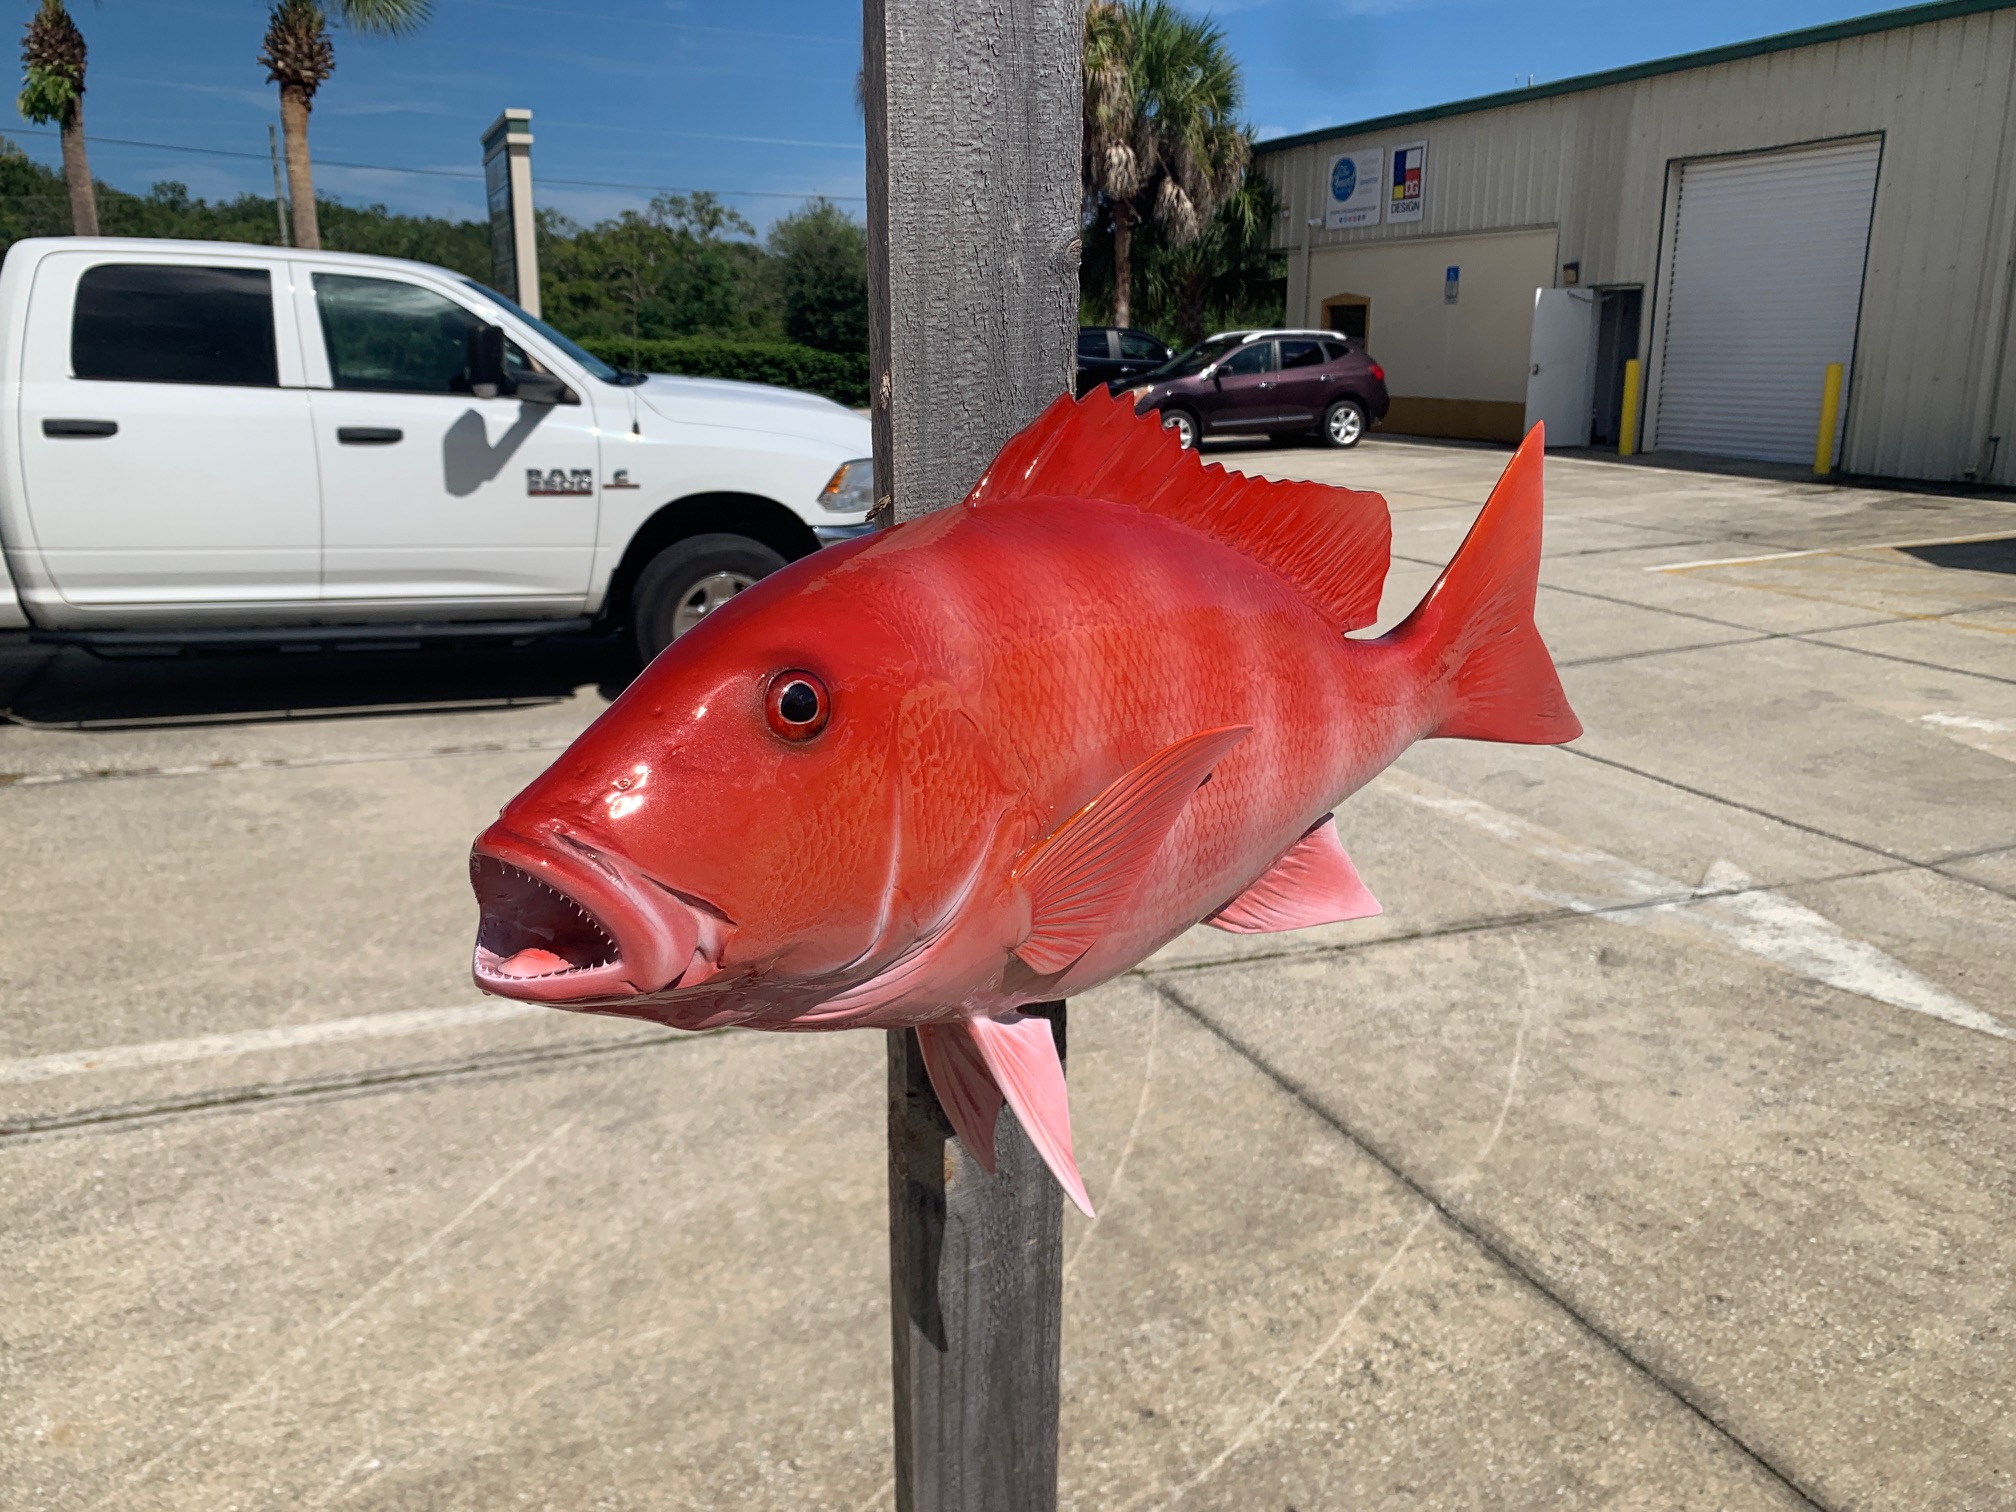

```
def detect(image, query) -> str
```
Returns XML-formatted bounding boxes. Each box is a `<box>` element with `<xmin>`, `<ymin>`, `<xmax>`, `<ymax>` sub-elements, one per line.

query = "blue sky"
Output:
<box><xmin>12</xmin><ymin>0</ymin><xmax>1911</xmax><ymax>232</ymax></box>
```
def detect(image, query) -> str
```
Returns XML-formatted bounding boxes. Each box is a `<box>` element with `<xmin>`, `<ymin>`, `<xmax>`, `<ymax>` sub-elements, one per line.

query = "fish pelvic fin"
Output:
<box><xmin>1385</xmin><ymin>425</ymin><xmax>1583</xmax><ymax>745</ymax></box>
<box><xmin>964</xmin><ymin>388</ymin><xmax>1392</xmax><ymax>633</ymax></box>
<box><xmin>915</xmin><ymin>1021</ymin><xmax>1005</xmax><ymax>1173</ymax></box>
<box><xmin>965</xmin><ymin>1013</ymin><xmax>1093</xmax><ymax>1218</ymax></box>
<box><xmin>1013</xmin><ymin>725</ymin><xmax>1250</xmax><ymax>976</ymax></box>
<box><xmin>1205</xmin><ymin>815</ymin><xmax>1382</xmax><ymax>933</ymax></box>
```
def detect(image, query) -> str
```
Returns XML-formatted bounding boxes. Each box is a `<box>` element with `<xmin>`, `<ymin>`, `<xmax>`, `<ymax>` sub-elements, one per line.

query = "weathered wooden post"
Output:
<box><xmin>863</xmin><ymin>1</ymin><xmax>1082</xmax><ymax>1507</ymax></box>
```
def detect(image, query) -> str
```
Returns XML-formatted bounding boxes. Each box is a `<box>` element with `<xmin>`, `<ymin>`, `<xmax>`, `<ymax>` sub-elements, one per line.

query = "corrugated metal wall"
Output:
<box><xmin>1260</xmin><ymin>7</ymin><xmax>2016</xmax><ymax>482</ymax></box>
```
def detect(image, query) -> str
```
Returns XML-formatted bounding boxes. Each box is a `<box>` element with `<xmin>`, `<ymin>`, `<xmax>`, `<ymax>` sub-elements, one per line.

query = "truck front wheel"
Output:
<box><xmin>631</xmin><ymin>534</ymin><xmax>788</xmax><ymax>664</ymax></box>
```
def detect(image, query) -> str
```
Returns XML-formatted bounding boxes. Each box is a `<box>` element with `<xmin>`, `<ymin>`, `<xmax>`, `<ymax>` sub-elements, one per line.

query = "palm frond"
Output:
<box><xmin>18</xmin><ymin>0</ymin><xmax>85</xmax><ymax>125</ymax></box>
<box><xmin>260</xmin><ymin>0</ymin><xmax>335</xmax><ymax>93</ymax></box>
<box><xmin>332</xmin><ymin>0</ymin><xmax>433</xmax><ymax>37</ymax></box>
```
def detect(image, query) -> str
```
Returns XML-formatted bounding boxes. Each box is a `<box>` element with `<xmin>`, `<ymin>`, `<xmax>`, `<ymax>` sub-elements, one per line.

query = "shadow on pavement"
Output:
<box><xmin>1899</xmin><ymin>535</ymin><xmax>2016</xmax><ymax>574</ymax></box>
<box><xmin>0</xmin><ymin>636</ymin><xmax>633</xmax><ymax>730</ymax></box>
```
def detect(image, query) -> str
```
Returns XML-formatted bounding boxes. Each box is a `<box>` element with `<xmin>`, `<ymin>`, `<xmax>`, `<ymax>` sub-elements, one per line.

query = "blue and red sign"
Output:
<box><xmin>1388</xmin><ymin>140</ymin><xmax>1426</xmax><ymax>222</ymax></box>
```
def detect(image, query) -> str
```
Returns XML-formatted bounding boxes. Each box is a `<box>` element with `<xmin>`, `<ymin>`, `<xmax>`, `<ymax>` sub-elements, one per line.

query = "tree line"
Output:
<box><xmin>0</xmin><ymin>137</ymin><xmax>872</xmax><ymax>359</ymax></box>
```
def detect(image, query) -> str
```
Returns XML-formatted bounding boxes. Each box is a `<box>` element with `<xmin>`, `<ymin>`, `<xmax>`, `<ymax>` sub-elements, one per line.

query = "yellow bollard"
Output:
<box><xmin>1814</xmin><ymin>361</ymin><xmax>1844</xmax><ymax>477</ymax></box>
<box><xmin>1618</xmin><ymin>358</ymin><xmax>1642</xmax><ymax>457</ymax></box>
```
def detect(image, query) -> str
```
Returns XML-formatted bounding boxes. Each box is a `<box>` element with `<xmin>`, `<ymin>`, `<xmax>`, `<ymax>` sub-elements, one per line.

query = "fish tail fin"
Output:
<box><xmin>1388</xmin><ymin>425</ymin><xmax>1582</xmax><ymax>745</ymax></box>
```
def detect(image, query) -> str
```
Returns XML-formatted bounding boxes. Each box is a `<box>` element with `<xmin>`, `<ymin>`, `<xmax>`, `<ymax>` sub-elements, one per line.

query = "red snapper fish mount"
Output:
<box><xmin>469</xmin><ymin>389</ymin><xmax>1581</xmax><ymax>1216</ymax></box>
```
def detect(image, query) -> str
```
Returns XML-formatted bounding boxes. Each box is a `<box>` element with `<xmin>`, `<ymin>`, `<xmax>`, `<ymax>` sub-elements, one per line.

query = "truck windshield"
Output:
<box><xmin>461</xmin><ymin>281</ymin><xmax>639</xmax><ymax>385</ymax></box>
<box><xmin>1151</xmin><ymin>335</ymin><xmax>1242</xmax><ymax>380</ymax></box>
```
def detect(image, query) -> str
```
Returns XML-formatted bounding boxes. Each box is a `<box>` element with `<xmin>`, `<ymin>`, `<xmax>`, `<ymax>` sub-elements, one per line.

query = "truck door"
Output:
<box><xmin>17</xmin><ymin>254</ymin><xmax>320</xmax><ymax>608</ymax></box>
<box><xmin>298</xmin><ymin>270</ymin><xmax>601</xmax><ymax>609</ymax></box>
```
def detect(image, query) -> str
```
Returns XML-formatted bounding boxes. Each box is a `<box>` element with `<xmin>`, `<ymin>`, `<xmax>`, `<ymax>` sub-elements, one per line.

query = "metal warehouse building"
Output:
<box><xmin>1255</xmin><ymin>0</ymin><xmax>2016</xmax><ymax>483</ymax></box>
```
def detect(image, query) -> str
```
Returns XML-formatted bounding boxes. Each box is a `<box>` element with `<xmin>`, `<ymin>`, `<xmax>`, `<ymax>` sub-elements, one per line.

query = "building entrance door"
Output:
<box><xmin>1323</xmin><ymin>294</ymin><xmax>1370</xmax><ymax>343</ymax></box>
<box><xmin>1590</xmin><ymin>287</ymin><xmax>1643</xmax><ymax>448</ymax></box>
<box><xmin>1523</xmin><ymin>288</ymin><xmax>1597</xmax><ymax>446</ymax></box>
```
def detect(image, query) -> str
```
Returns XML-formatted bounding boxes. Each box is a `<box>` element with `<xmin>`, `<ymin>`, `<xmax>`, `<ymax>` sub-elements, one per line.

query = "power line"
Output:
<box><xmin>3</xmin><ymin>126</ymin><xmax>867</xmax><ymax>202</ymax></box>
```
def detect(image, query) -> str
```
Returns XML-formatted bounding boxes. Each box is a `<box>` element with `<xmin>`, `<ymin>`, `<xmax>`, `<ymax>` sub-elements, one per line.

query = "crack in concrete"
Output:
<box><xmin>0</xmin><ymin>1029</ymin><xmax>689</xmax><ymax>1144</ymax></box>
<box><xmin>1145</xmin><ymin>975</ymin><xmax>1832</xmax><ymax>1512</ymax></box>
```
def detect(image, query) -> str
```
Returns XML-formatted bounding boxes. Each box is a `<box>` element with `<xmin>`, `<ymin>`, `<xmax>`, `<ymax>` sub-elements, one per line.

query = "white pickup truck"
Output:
<box><xmin>0</xmin><ymin>237</ymin><xmax>874</xmax><ymax>660</ymax></box>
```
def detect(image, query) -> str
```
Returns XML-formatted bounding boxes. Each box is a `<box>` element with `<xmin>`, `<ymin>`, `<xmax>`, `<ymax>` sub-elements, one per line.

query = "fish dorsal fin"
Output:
<box><xmin>915</xmin><ymin>1020</ymin><xmax>1005</xmax><ymax>1172</ymax></box>
<box><xmin>965</xmin><ymin>388</ymin><xmax>1392</xmax><ymax>632</ymax></box>
<box><xmin>1205</xmin><ymin>814</ymin><xmax>1383</xmax><ymax>933</ymax></box>
<box><xmin>967</xmin><ymin>1013</ymin><xmax>1092</xmax><ymax>1217</ymax></box>
<box><xmin>1013</xmin><ymin>725</ymin><xmax>1250</xmax><ymax>975</ymax></box>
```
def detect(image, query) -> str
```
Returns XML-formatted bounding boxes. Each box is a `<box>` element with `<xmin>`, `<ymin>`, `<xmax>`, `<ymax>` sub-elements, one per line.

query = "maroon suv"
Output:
<box><xmin>1118</xmin><ymin>329</ymin><xmax>1389</xmax><ymax>450</ymax></box>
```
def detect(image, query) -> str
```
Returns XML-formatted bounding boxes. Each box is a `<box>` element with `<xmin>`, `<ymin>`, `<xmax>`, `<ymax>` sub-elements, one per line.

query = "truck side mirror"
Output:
<box><xmin>466</xmin><ymin>323</ymin><xmax>513</xmax><ymax>399</ymax></box>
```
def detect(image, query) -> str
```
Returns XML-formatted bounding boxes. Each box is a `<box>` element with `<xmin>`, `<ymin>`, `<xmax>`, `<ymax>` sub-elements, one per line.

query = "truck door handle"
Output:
<box><xmin>42</xmin><ymin>418</ymin><xmax>117</xmax><ymax>438</ymax></box>
<box><xmin>1256</xmin><ymin>380</ymin><xmax>1277</xmax><ymax>389</ymax></box>
<box><xmin>337</xmin><ymin>427</ymin><xmax>403</xmax><ymax>445</ymax></box>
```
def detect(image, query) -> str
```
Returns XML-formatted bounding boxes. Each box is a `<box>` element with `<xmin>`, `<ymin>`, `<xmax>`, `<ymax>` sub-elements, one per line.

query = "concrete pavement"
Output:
<box><xmin>2</xmin><ymin>437</ymin><xmax>2011</xmax><ymax>1509</ymax></box>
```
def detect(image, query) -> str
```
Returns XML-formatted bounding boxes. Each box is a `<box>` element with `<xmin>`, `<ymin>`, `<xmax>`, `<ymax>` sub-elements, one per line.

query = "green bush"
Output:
<box><xmin>580</xmin><ymin>336</ymin><xmax>869</xmax><ymax>408</ymax></box>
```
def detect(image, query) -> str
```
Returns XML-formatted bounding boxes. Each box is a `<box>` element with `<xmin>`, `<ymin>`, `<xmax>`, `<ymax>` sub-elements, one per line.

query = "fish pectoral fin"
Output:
<box><xmin>1013</xmin><ymin>725</ymin><xmax>1251</xmax><ymax>975</ymax></box>
<box><xmin>1205</xmin><ymin>815</ymin><xmax>1383</xmax><ymax>934</ymax></box>
<box><xmin>916</xmin><ymin>1021</ymin><xmax>1005</xmax><ymax>1173</ymax></box>
<box><xmin>966</xmin><ymin>1013</ymin><xmax>1093</xmax><ymax>1218</ymax></box>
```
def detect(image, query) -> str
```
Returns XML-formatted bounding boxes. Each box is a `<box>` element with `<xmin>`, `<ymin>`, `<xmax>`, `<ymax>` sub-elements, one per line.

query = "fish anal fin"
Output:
<box><xmin>1206</xmin><ymin>815</ymin><xmax>1383</xmax><ymax>934</ymax></box>
<box><xmin>1013</xmin><ymin>725</ymin><xmax>1250</xmax><ymax>975</ymax></box>
<box><xmin>915</xmin><ymin>1021</ymin><xmax>1004</xmax><ymax>1173</ymax></box>
<box><xmin>963</xmin><ymin>388</ymin><xmax>1392</xmax><ymax>633</ymax></box>
<box><xmin>967</xmin><ymin>1013</ymin><xmax>1093</xmax><ymax>1217</ymax></box>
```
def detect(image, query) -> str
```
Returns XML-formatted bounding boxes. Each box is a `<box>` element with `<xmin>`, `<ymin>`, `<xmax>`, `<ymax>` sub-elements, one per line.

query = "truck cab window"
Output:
<box><xmin>314</xmin><ymin>274</ymin><xmax>528</xmax><ymax>394</ymax></box>
<box><xmin>72</xmin><ymin>264</ymin><xmax>278</xmax><ymax>387</ymax></box>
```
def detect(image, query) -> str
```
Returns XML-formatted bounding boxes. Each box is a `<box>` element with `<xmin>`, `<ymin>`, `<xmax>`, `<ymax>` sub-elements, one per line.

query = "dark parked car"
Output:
<box><xmin>1075</xmin><ymin>325</ymin><xmax>1173</xmax><ymax>395</ymax></box>
<box><xmin>1118</xmin><ymin>329</ymin><xmax>1389</xmax><ymax>449</ymax></box>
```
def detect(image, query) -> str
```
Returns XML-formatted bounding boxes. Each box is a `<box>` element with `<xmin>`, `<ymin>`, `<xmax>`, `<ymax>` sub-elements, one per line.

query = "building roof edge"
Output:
<box><xmin>1254</xmin><ymin>0</ymin><xmax>2016</xmax><ymax>155</ymax></box>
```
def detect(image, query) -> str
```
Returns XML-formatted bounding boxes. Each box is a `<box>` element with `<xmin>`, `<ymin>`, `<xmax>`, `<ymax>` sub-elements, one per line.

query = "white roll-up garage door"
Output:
<box><xmin>1654</xmin><ymin>138</ymin><xmax>1880</xmax><ymax>463</ymax></box>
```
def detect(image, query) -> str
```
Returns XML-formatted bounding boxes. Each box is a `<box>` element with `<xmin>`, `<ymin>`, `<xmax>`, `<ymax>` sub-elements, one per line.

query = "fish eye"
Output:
<box><xmin>765</xmin><ymin>670</ymin><xmax>830</xmax><ymax>741</ymax></box>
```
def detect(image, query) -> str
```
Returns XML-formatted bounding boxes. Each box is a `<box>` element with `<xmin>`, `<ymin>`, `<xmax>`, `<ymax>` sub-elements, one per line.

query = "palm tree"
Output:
<box><xmin>1151</xmin><ymin>162</ymin><xmax>1276</xmax><ymax>346</ymax></box>
<box><xmin>259</xmin><ymin>0</ymin><xmax>431</xmax><ymax>250</ymax></box>
<box><xmin>18</xmin><ymin>0</ymin><xmax>95</xmax><ymax>235</ymax></box>
<box><xmin>1081</xmin><ymin>0</ymin><xmax>1248</xmax><ymax>328</ymax></box>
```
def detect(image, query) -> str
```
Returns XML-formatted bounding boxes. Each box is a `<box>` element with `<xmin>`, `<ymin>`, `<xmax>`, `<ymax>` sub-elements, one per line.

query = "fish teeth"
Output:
<box><xmin>475</xmin><ymin>855</ymin><xmax>619</xmax><ymax>975</ymax></box>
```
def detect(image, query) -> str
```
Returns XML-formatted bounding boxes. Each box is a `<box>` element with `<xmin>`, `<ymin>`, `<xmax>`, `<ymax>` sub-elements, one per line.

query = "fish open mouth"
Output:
<box><xmin>471</xmin><ymin>855</ymin><xmax>623</xmax><ymax>984</ymax></box>
<box><xmin>468</xmin><ymin>826</ymin><xmax>709</xmax><ymax>1005</ymax></box>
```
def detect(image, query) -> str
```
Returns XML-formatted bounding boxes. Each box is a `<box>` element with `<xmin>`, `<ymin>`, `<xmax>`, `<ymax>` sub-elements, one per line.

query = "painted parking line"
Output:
<box><xmin>0</xmin><ymin>1001</ymin><xmax>546</xmax><ymax>1085</ymax></box>
<box><xmin>1377</xmin><ymin>769</ymin><xmax>2012</xmax><ymax>1043</ymax></box>
<box><xmin>1648</xmin><ymin>529</ymin><xmax>2016</xmax><ymax>574</ymax></box>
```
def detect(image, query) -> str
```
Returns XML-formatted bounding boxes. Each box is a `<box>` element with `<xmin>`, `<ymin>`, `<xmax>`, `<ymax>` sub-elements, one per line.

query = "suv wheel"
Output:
<box><xmin>631</xmin><ymin>534</ymin><xmax>787</xmax><ymax>664</ymax></box>
<box><xmin>1161</xmin><ymin>408</ymin><xmax>1199</xmax><ymax>449</ymax></box>
<box><xmin>1323</xmin><ymin>399</ymin><xmax>1367</xmax><ymax>449</ymax></box>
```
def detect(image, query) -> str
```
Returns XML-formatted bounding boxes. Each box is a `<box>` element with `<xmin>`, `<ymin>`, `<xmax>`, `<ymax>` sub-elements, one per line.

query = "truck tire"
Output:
<box><xmin>631</xmin><ymin>533</ymin><xmax>787</xmax><ymax>664</ymax></box>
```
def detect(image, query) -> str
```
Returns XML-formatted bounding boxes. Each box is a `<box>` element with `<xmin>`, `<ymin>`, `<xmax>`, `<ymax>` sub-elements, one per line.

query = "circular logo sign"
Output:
<box><xmin>1330</xmin><ymin>157</ymin><xmax>1356</xmax><ymax>202</ymax></box>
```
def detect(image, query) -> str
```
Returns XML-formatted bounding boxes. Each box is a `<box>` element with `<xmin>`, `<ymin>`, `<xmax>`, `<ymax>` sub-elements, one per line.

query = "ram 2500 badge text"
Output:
<box><xmin>0</xmin><ymin>238</ymin><xmax>874</xmax><ymax>661</ymax></box>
